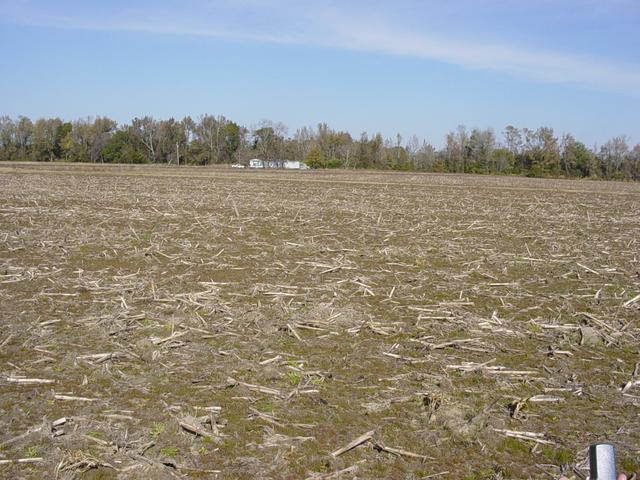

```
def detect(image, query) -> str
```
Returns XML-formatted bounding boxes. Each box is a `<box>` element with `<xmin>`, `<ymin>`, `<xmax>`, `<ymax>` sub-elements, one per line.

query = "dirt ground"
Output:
<box><xmin>0</xmin><ymin>162</ymin><xmax>639</xmax><ymax>479</ymax></box>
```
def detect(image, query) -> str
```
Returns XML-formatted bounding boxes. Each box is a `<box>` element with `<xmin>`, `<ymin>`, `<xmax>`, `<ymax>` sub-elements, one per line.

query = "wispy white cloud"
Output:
<box><xmin>317</xmin><ymin>15</ymin><xmax>640</xmax><ymax>95</ymax></box>
<box><xmin>2</xmin><ymin>0</ymin><xmax>639</xmax><ymax>96</ymax></box>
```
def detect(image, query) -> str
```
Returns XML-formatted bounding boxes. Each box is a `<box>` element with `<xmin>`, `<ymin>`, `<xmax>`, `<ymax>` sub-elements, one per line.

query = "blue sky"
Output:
<box><xmin>0</xmin><ymin>0</ymin><xmax>639</xmax><ymax>147</ymax></box>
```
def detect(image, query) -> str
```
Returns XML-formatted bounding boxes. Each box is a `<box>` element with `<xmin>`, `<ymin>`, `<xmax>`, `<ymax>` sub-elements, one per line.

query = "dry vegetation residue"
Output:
<box><xmin>0</xmin><ymin>163</ymin><xmax>639</xmax><ymax>479</ymax></box>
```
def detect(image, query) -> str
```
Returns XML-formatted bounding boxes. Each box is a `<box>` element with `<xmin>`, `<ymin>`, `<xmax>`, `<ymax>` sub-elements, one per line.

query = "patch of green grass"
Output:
<box><xmin>151</xmin><ymin>422</ymin><xmax>165</xmax><ymax>438</ymax></box>
<box><xmin>498</xmin><ymin>437</ymin><xmax>529</xmax><ymax>456</ymax></box>
<box><xmin>540</xmin><ymin>446</ymin><xmax>573</xmax><ymax>465</ymax></box>
<box><xmin>159</xmin><ymin>446</ymin><xmax>179</xmax><ymax>457</ymax></box>
<box><xmin>286</xmin><ymin>371</ymin><xmax>302</xmax><ymax>386</ymax></box>
<box><xmin>527</xmin><ymin>323</ymin><xmax>541</xmax><ymax>334</ymax></box>
<box><xmin>215</xmin><ymin>438</ymin><xmax>237</xmax><ymax>458</ymax></box>
<box><xmin>25</xmin><ymin>446</ymin><xmax>40</xmax><ymax>458</ymax></box>
<box><xmin>620</xmin><ymin>456</ymin><xmax>638</xmax><ymax>474</ymax></box>
<box><xmin>255</xmin><ymin>400</ymin><xmax>277</xmax><ymax>411</ymax></box>
<box><xmin>307</xmin><ymin>459</ymin><xmax>331</xmax><ymax>474</ymax></box>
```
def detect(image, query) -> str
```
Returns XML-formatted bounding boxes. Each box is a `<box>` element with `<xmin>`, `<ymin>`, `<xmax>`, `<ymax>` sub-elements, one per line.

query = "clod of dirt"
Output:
<box><xmin>433</xmin><ymin>404</ymin><xmax>481</xmax><ymax>440</ymax></box>
<box><xmin>580</xmin><ymin>326</ymin><xmax>602</xmax><ymax>346</ymax></box>
<box><xmin>260</xmin><ymin>365</ymin><xmax>282</xmax><ymax>382</ymax></box>
<box><xmin>134</xmin><ymin>338</ymin><xmax>157</xmax><ymax>362</ymax></box>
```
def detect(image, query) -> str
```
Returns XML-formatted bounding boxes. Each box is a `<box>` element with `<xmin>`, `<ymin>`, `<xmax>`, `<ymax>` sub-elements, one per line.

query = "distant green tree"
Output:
<box><xmin>468</xmin><ymin>128</ymin><xmax>495</xmax><ymax>173</ymax></box>
<box><xmin>517</xmin><ymin>127</ymin><xmax>559</xmax><ymax>177</ymax></box>
<box><xmin>562</xmin><ymin>137</ymin><xmax>594</xmax><ymax>177</ymax></box>
<box><xmin>59</xmin><ymin>131</ymin><xmax>74</xmax><ymax>161</ymax></box>
<box><xmin>305</xmin><ymin>147</ymin><xmax>324</xmax><ymax>168</ymax></box>
<box><xmin>32</xmin><ymin>118</ymin><xmax>62</xmax><ymax>161</ymax></box>
<box><xmin>325</xmin><ymin>157</ymin><xmax>343</xmax><ymax>168</ymax></box>
<box><xmin>0</xmin><ymin>116</ymin><xmax>17</xmax><ymax>161</ymax></box>
<box><xmin>222</xmin><ymin>122</ymin><xmax>241</xmax><ymax>162</ymax></box>
<box><xmin>354</xmin><ymin>133</ymin><xmax>370</xmax><ymax>168</ymax></box>
<box><xmin>53</xmin><ymin>122</ymin><xmax>73</xmax><ymax>159</ymax></box>
<box><xmin>101</xmin><ymin>130</ymin><xmax>146</xmax><ymax>163</ymax></box>
<box><xmin>491</xmin><ymin>148</ymin><xmax>514</xmax><ymax>174</ymax></box>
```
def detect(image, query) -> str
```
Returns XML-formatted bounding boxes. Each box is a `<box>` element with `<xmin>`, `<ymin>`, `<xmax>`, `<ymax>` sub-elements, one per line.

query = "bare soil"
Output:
<box><xmin>0</xmin><ymin>162</ymin><xmax>639</xmax><ymax>479</ymax></box>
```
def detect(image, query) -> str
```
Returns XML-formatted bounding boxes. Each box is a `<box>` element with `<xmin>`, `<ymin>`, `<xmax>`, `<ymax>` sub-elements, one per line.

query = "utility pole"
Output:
<box><xmin>176</xmin><ymin>141</ymin><xmax>179</xmax><ymax>166</ymax></box>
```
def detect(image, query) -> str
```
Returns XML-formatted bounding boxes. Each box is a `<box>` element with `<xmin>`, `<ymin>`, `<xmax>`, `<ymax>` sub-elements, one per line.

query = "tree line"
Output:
<box><xmin>0</xmin><ymin>115</ymin><xmax>638</xmax><ymax>180</ymax></box>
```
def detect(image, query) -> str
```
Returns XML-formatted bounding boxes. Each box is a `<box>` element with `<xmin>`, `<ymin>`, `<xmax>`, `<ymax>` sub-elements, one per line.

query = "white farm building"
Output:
<box><xmin>248</xmin><ymin>159</ymin><xmax>309</xmax><ymax>170</ymax></box>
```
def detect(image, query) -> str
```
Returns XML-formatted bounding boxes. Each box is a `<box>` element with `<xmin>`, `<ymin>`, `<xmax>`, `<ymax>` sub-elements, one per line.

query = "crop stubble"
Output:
<box><xmin>0</xmin><ymin>163</ymin><xmax>639</xmax><ymax>479</ymax></box>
